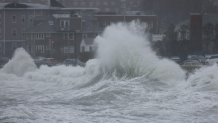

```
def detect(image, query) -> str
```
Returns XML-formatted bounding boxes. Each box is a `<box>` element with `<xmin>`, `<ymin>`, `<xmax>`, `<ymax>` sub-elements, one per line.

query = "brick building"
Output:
<box><xmin>0</xmin><ymin>1</ymin><xmax>98</xmax><ymax>59</ymax></box>
<box><xmin>0</xmin><ymin>0</ymin><xmax>159</xmax><ymax>61</ymax></box>
<box><xmin>0</xmin><ymin>2</ymin><xmax>51</xmax><ymax>57</ymax></box>
<box><xmin>189</xmin><ymin>13</ymin><xmax>218</xmax><ymax>54</ymax></box>
<box><xmin>190</xmin><ymin>13</ymin><xmax>203</xmax><ymax>53</ymax></box>
<box><xmin>0</xmin><ymin>0</ymin><xmax>48</xmax><ymax>5</ymax></box>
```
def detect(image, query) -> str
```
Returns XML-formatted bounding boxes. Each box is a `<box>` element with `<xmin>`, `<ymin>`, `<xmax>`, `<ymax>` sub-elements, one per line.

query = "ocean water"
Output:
<box><xmin>0</xmin><ymin>22</ymin><xmax>218</xmax><ymax>123</ymax></box>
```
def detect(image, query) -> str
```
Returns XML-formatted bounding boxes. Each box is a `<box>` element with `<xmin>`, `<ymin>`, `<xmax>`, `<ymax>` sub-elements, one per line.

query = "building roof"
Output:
<box><xmin>0</xmin><ymin>3</ymin><xmax>9</xmax><ymax>8</ymax></box>
<box><xmin>0</xmin><ymin>0</ymin><xmax>63</xmax><ymax>8</ymax></box>
<box><xmin>4</xmin><ymin>2</ymin><xmax>29</xmax><ymax>8</ymax></box>
<box><xmin>0</xmin><ymin>2</ymin><xmax>98</xmax><ymax>10</ymax></box>
<box><xmin>0</xmin><ymin>2</ymin><xmax>49</xmax><ymax>9</ymax></box>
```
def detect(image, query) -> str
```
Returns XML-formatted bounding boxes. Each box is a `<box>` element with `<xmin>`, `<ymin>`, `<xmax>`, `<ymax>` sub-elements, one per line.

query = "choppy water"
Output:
<box><xmin>1</xmin><ymin>22</ymin><xmax>218</xmax><ymax>123</ymax></box>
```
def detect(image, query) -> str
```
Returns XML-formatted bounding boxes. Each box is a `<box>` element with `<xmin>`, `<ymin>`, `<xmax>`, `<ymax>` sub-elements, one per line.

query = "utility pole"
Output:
<box><xmin>121</xmin><ymin>0</ymin><xmax>126</xmax><ymax>21</ymax></box>
<box><xmin>48</xmin><ymin>0</ymin><xmax>51</xmax><ymax>7</ymax></box>
<box><xmin>32</xmin><ymin>8</ymin><xmax>36</xmax><ymax>57</ymax></box>
<box><xmin>3</xmin><ymin>8</ymin><xmax>5</xmax><ymax>56</ymax></box>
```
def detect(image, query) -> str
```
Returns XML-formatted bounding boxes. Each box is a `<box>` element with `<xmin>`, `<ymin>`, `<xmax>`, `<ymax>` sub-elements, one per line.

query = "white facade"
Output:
<box><xmin>152</xmin><ymin>34</ymin><xmax>165</xmax><ymax>42</ymax></box>
<box><xmin>80</xmin><ymin>39</ymin><xmax>95</xmax><ymax>53</ymax></box>
<box><xmin>177</xmin><ymin>30</ymin><xmax>190</xmax><ymax>41</ymax></box>
<box><xmin>175</xmin><ymin>24</ymin><xmax>190</xmax><ymax>41</ymax></box>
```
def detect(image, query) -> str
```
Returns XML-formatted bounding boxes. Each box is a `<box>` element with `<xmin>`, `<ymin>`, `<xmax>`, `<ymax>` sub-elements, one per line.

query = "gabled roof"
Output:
<box><xmin>0</xmin><ymin>3</ymin><xmax>8</xmax><ymax>8</ymax></box>
<box><xmin>0</xmin><ymin>2</ymin><xmax>98</xmax><ymax>10</ymax></box>
<box><xmin>0</xmin><ymin>2</ymin><xmax>49</xmax><ymax>9</ymax></box>
<box><xmin>0</xmin><ymin>0</ymin><xmax>64</xmax><ymax>9</ymax></box>
<box><xmin>4</xmin><ymin>2</ymin><xmax>29</xmax><ymax>8</ymax></box>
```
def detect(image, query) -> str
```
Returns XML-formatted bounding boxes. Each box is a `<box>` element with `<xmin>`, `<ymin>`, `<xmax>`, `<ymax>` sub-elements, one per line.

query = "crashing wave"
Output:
<box><xmin>1</xmin><ymin>48</ymin><xmax>37</xmax><ymax>76</ymax></box>
<box><xmin>93</xmin><ymin>22</ymin><xmax>186</xmax><ymax>83</ymax></box>
<box><xmin>187</xmin><ymin>64</ymin><xmax>218</xmax><ymax>91</ymax></box>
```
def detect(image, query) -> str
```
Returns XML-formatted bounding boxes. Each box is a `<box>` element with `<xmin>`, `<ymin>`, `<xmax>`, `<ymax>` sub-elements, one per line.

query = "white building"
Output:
<box><xmin>80</xmin><ymin>38</ymin><xmax>96</xmax><ymax>53</ymax></box>
<box><xmin>175</xmin><ymin>21</ymin><xmax>190</xmax><ymax>41</ymax></box>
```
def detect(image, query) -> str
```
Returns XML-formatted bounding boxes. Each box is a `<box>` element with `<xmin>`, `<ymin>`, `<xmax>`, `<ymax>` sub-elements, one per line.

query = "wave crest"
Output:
<box><xmin>94</xmin><ymin>22</ymin><xmax>186</xmax><ymax>83</ymax></box>
<box><xmin>1</xmin><ymin>48</ymin><xmax>37</xmax><ymax>76</ymax></box>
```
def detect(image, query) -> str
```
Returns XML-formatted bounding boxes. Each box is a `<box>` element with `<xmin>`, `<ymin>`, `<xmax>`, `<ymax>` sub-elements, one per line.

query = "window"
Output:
<box><xmin>35</xmin><ymin>33</ymin><xmax>44</xmax><ymax>39</ymax></box>
<box><xmin>48</xmin><ymin>20</ymin><xmax>54</xmax><ymax>25</ymax></box>
<box><xmin>69</xmin><ymin>33</ymin><xmax>74</xmax><ymax>40</ymax></box>
<box><xmin>66</xmin><ymin>20</ymin><xmax>70</xmax><ymax>27</ymax></box>
<box><xmin>81</xmin><ymin>46</ymin><xmax>85</xmax><ymax>52</ymax></box>
<box><xmin>29</xmin><ymin>15</ymin><xmax>33</xmax><ymax>23</ymax></box>
<box><xmin>60</xmin><ymin>20</ymin><xmax>70</xmax><ymax>29</ymax></box>
<box><xmin>0</xmin><ymin>14</ymin><xmax>2</xmax><ymax>24</ymax></box>
<box><xmin>60</xmin><ymin>20</ymin><xmax>64</xmax><ymax>28</ymax></box>
<box><xmin>12</xmin><ymin>29</ymin><xmax>17</xmax><ymax>36</ymax></box>
<box><xmin>63</xmin><ymin>33</ymin><xmax>68</xmax><ymax>40</ymax></box>
<box><xmin>36</xmin><ymin>45</ymin><xmax>44</xmax><ymax>53</ymax></box>
<box><xmin>12</xmin><ymin>15</ymin><xmax>16</xmax><ymax>23</ymax></box>
<box><xmin>40</xmin><ymin>33</ymin><xmax>43</xmax><ymax>39</ymax></box>
<box><xmin>89</xmin><ymin>46</ymin><xmax>92</xmax><ymax>52</ymax></box>
<box><xmin>22</xmin><ymin>15</ymin><xmax>25</xmax><ymax>23</ymax></box>
<box><xmin>36</xmin><ymin>33</ymin><xmax>39</xmax><ymax>39</ymax></box>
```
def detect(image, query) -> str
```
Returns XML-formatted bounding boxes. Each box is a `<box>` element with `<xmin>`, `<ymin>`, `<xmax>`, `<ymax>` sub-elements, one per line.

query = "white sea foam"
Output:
<box><xmin>187</xmin><ymin>64</ymin><xmax>218</xmax><ymax>91</ymax></box>
<box><xmin>0</xmin><ymin>22</ymin><xmax>218</xmax><ymax>123</ymax></box>
<box><xmin>95</xmin><ymin>22</ymin><xmax>186</xmax><ymax>83</ymax></box>
<box><xmin>1</xmin><ymin>48</ymin><xmax>37</xmax><ymax>76</ymax></box>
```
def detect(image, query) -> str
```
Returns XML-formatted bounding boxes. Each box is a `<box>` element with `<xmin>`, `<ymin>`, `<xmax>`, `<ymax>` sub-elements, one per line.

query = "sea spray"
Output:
<box><xmin>1</xmin><ymin>48</ymin><xmax>37</xmax><ymax>76</ymax></box>
<box><xmin>85</xmin><ymin>59</ymin><xmax>100</xmax><ymax>76</ymax></box>
<box><xmin>0</xmin><ymin>23</ymin><xmax>218</xmax><ymax>123</ymax></box>
<box><xmin>187</xmin><ymin>64</ymin><xmax>218</xmax><ymax>91</ymax></box>
<box><xmin>94</xmin><ymin>22</ymin><xmax>186</xmax><ymax>83</ymax></box>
